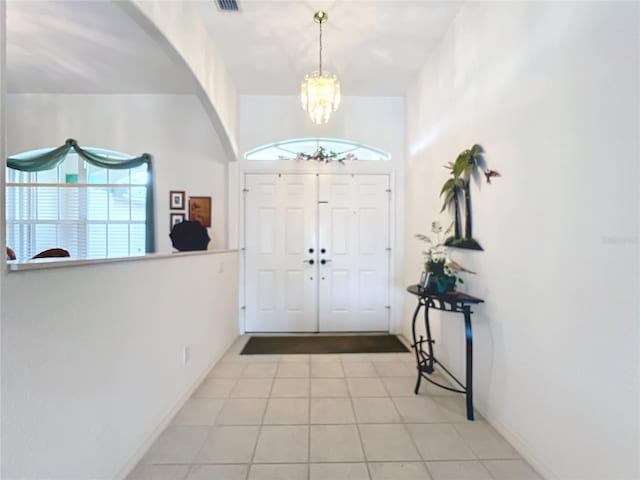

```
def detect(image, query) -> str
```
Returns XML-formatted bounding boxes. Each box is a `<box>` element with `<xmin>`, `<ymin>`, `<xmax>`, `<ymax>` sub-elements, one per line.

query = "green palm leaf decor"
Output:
<box><xmin>440</xmin><ymin>144</ymin><xmax>500</xmax><ymax>251</ymax></box>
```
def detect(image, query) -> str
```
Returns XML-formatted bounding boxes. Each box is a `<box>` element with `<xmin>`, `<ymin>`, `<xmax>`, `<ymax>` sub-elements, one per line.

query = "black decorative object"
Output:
<box><xmin>169</xmin><ymin>220</ymin><xmax>210</xmax><ymax>251</ymax></box>
<box><xmin>407</xmin><ymin>285</ymin><xmax>484</xmax><ymax>421</ymax></box>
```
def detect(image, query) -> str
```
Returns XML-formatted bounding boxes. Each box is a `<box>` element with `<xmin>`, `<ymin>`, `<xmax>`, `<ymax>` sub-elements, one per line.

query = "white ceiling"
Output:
<box><xmin>6</xmin><ymin>1</ymin><xmax>196</xmax><ymax>94</ymax></box>
<box><xmin>197</xmin><ymin>0</ymin><xmax>463</xmax><ymax>96</ymax></box>
<box><xmin>6</xmin><ymin>0</ymin><xmax>462</xmax><ymax>97</ymax></box>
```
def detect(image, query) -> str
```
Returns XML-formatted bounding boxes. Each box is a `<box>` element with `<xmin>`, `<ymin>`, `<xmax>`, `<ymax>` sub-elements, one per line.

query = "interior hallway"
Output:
<box><xmin>127</xmin><ymin>337</ymin><xmax>540</xmax><ymax>480</ymax></box>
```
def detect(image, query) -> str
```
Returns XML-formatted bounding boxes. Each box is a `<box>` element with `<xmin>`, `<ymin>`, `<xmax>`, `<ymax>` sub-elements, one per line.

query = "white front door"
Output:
<box><xmin>244</xmin><ymin>174</ymin><xmax>318</xmax><ymax>332</ymax></box>
<box><xmin>244</xmin><ymin>174</ymin><xmax>390</xmax><ymax>333</ymax></box>
<box><xmin>318</xmin><ymin>175</ymin><xmax>390</xmax><ymax>331</ymax></box>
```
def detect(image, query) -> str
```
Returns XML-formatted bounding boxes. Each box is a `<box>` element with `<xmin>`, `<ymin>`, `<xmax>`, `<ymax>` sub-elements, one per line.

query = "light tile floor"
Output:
<box><xmin>128</xmin><ymin>337</ymin><xmax>541</xmax><ymax>480</ymax></box>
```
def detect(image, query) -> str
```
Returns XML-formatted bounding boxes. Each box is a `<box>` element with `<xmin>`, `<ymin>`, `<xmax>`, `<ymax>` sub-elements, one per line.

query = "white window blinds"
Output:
<box><xmin>6</xmin><ymin>150</ymin><xmax>147</xmax><ymax>260</ymax></box>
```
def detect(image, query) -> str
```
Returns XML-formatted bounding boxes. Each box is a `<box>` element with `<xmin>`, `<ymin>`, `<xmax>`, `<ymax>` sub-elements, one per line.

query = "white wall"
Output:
<box><xmin>237</xmin><ymin>95</ymin><xmax>407</xmax><ymax>332</ymax></box>
<box><xmin>127</xmin><ymin>0</ymin><xmax>239</xmax><ymax>159</ymax></box>
<box><xmin>7</xmin><ymin>94</ymin><xmax>227</xmax><ymax>251</ymax></box>
<box><xmin>404</xmin><ymin>2</ymin><xmax>639</xmax><ymax>479</ymax></box>
<box><xmin>239</xmin><ymin>95</ymin><xmax>404</xmax><ymax>163</ymax></box>
<box><xmin>0</xmin><ymin>4</ymin><xmax>243</xmax><ymax>480</ymax></box>
<box><xmin>1</xmin><ymin>251</ymin><xmax>240</xmax><ymax>480</ymax></box>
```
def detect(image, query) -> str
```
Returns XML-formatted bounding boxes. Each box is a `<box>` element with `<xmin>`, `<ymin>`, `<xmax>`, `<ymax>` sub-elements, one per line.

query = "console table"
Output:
<box><xmin>407</xmin><ymin>285</ymin><xmax>484</xmax><ymax>421</ymax></box>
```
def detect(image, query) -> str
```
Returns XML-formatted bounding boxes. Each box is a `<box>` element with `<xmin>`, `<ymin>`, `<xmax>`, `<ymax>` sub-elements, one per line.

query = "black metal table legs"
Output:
<box><xmin>411</xmin><ymin>298</ymin><xmax>475</xmax><ymax>421</ymax></box>
<box><xmin>463</xmin><ymin>305</ymin><xmax>474</xmax><ymax>421</ymax></box>
<box><xmin>411</xmin><ymin>300</ymin><xmax>423</xmax><ymax>395</ymax></box>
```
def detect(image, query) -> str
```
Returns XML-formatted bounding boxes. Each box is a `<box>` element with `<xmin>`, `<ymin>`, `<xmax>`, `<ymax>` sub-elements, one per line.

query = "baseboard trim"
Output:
<box><xmin>397</xmin><ymin>334</ymin><xmax>413</xmax><ymax>351</ymax></box>
<box><xmin>113</xmin><ymin>335</ymin><xmax>240</xmax><ymax>480</ymax></box>
<box><xmin>477</xmin><ymin>409</ymin><xmax>558</xmax><ymax>480</ymax></box>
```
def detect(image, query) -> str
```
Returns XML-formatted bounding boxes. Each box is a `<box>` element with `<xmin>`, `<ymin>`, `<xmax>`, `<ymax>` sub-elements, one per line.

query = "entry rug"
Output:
<box><xmin>240</xmin><ymin>335</ymin><xmax>409</xmax><ymax>355</ymax></box>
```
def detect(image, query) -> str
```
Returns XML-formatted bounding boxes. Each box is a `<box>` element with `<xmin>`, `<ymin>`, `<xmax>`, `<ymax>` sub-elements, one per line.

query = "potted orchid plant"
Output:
<box><xmin>415</xmin><ymin>221</ymin><xmax>473</xmax><ymax>293</ymax></box>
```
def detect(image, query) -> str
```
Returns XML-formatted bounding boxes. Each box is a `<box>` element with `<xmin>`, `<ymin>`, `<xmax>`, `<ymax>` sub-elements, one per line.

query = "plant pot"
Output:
<box><xmin>426</xmin><ymin>274</ymin><xmax>457</xmax><ymax>293</ymax></box>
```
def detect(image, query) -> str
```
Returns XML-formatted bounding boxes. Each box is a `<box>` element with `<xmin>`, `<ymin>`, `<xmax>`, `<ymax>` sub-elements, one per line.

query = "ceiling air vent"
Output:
<box><xmin>217</xmin><ymin>0</ymin><xmax>239</xmax><ymax>11</ymax></box>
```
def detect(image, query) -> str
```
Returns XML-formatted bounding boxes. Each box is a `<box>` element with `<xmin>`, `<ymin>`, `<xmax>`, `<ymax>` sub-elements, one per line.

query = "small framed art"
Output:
<box><xmin>170</xmin><ymin>191</ymin><xmax>185</xmax><ymax>210</ymax></box>
<box><xmin>189</xmin><ymin>196</ymin><xmax>212</xmax><ymax>228</ymax></box>
<box><xmin>170</xmin><ymin>212</ymin><xmax>185</xmax><ymax>227</ymax></box>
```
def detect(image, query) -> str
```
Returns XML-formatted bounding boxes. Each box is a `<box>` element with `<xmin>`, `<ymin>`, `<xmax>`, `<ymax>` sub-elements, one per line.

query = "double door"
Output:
<box><xmin>244</xmin><ymin>174</ymin><xmax>390</xmax><ymax>332</ymax></box>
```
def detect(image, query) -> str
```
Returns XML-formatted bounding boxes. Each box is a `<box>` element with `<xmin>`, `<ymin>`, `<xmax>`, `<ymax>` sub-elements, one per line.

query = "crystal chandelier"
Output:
<box><xmin>300</xmin><ymin>10</ymin><xmax>341</xmax><ymax>125</ymax></box>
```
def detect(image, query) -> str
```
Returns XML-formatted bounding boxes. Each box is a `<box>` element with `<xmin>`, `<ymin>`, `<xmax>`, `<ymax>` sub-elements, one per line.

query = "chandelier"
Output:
<box><xmin>300</xmin><ymin>10</ymin><xmax>341</xmax><ymax>125</ymax></box>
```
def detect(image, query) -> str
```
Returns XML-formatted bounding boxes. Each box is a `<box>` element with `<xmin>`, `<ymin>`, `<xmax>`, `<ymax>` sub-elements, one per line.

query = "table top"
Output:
<box><xmin>407</xmin><ymin>284</ymin><xmax>484</xmax><ymax>305</ymax></box>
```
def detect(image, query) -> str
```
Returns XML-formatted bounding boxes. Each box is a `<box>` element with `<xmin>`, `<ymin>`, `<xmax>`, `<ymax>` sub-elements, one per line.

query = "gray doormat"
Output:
<box><xmin>240</xmin><ymin>335</ymin><xmax>409</xmax><ymax>355</ymax></box>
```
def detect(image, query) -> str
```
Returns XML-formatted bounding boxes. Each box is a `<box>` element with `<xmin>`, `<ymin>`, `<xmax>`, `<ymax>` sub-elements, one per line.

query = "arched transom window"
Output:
<box><xmin>244</xmin><ymin>138</ymin><xmax>391</xmax><ymax>161</ymax></box>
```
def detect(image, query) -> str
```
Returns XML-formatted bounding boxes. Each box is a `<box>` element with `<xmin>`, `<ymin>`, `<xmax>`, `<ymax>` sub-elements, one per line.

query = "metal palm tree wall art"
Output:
<box><xmin>440</xmin><ymin>144</ymin><xmax>501</xmax><ymax>251</ymax></box>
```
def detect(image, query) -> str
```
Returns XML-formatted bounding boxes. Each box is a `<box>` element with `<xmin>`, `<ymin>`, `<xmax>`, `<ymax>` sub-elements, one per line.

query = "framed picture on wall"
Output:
<box><xmin>170</xmin><ymin>191</ymin><xmax>185</xmax><ymax>210</ymax></box>
<box><xmin>189</xmin><ymin>196</ymin><xmax>212</xmax><ymax>228</ymax></box>
<box><xmin>170</xmin><ymin>212</ymin><xmax>185</xmax><ymax>227</ymax></box>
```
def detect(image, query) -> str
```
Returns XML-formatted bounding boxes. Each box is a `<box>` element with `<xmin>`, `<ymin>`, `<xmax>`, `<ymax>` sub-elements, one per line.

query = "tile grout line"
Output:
<box><xmin>242</xmin><ymin>373</ymin><xmax>274</xmax><ymax>480</ymax></box>
<box><xmin>186</xmin><ymin>361</ymin><xmax>242</xmax><ymax>471</ymax></box>
<box><xmin>307</xmin><ymin>364</ymin><xmax>312</xmax><ymax>480</ymax></box>
<box><xmin>185</xmin><ymin>339</ymin><xmax>242</xmax><ymax>478</ymax></box>
<box><xmin>342</xmin><ymin>356</ymin><xmax>373</xmax><ymax>480</ymax></box>
<box><xmin>181</xmin><ymin>463</ymin><xmax>193</xmax><ymax>480</ymax></box>
<box><xmin>402</xmin><ymin>417</ymin><xmax>435</xmax><ymax>470</ymax></box>
<box><xmin>139</xmin><ymin>458</ymin><xmax>517</xmax><ymax>466</ymax></box>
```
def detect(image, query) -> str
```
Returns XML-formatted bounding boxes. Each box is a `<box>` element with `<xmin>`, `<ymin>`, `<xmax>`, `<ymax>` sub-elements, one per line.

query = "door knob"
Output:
<box><xmin>320</xmin><ymin>248</ymin><xmax>326</xmax><ymax>254</ymax></box>
<box><xmin>303</xmin><ymin>259</ymin><xmax>315</xmax><ymax>265</ymax></box>
<box><xmin>308</xmin><ymin>248</ymin><xmax>314</xmax><ymax>253</ymax></box>
<box><xmin>320</xmin><ymin>259</ymin><xmax>332</xmax><ymax>265</ymax></box>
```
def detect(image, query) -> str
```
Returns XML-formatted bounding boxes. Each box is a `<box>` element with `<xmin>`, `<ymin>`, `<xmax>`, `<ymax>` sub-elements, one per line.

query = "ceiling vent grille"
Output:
<box><xmin>217</xmin><ymin>0</ymin><xmax>239</xmax><ymax>11</ymax></box>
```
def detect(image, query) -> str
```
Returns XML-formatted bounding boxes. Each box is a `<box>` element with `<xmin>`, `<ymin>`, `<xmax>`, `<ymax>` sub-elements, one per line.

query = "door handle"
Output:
<box><xmin>303</xmin><ymin>259</ymin><xmax>315</xmax><ymax>265</ymax></box>
<box><xmin>320</xmin><ymin>259</ymin><xmax>332</xmax><ymax>265</ymax></box>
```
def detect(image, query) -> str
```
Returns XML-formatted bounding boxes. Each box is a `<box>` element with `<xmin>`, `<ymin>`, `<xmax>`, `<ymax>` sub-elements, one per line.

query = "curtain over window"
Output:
<box><xmin>6</xmin><ymin>139</ymin><xmax>155</xmax><ymax>260</ymax></box>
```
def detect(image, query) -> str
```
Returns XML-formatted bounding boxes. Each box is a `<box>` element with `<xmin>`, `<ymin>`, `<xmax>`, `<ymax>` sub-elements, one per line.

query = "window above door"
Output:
<box><xmin>244</xmin><ymin>138</ymin><xmax>391</xmax><ymax>162</ymax></box>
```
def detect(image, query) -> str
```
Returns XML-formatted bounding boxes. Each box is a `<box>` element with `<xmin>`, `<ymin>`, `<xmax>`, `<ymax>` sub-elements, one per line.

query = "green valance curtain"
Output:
<box><xmin>7</xmin><ymin>138</ymin><xmax>155</xmax><ymax>253</ymax></box>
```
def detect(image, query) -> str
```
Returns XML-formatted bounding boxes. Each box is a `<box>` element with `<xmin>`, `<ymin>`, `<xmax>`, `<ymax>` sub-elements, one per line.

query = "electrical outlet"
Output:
<box><xmin>183</xmin><ymin>346</ymin><xmax>190</xmax><ymax>364</ymax></box>
<box><xmin>218</xmin><ymin>262</ymin><xmax>224</xmax><ymax>274</ymax></box>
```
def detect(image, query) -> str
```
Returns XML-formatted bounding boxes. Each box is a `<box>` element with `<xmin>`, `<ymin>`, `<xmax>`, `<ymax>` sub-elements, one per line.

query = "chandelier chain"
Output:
<box><xmin>319</xmin><ymin>20</ymin><xmax>323</xmax><ymax>75</ymax></box>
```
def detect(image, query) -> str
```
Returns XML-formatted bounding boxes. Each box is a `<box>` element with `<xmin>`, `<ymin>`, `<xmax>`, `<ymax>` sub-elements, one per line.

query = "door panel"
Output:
<box><xmin>257</xmin><ymin>208</ymin><xmax>276</xmax><ymax>253</ymax></box>
<box><xmin>331</xmin><ymin>208</ymin><xmax>350</xmax><ymax>254</ymax></box>
<box><xmin>318</xmin><ymin>175</ymin><xmax>390</xmax><ymax>332</ymax></box>
<box><xmin>257</xmin><ymin>270</ymin><xmax>276</xmax><ymax>310</ymax></box>
<box><xmin>245</xmin><ymin>174</ymin><xmax>318</xmax><ymax>332</ymax></box>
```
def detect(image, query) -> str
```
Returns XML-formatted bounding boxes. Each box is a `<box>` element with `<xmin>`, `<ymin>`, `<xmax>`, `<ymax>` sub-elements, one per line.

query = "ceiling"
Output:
<box><xmin>6</xmin><ymin>1</ymin><xmax>196</xmax><ymax>94</ymax></box>
<box><xmin>197</xmin><ymin>0</ymin><xmax>463</xmax><ymax>96</ymax></box>
<box><xmin>6</xmin><ymin>0</ymin><xmax>462</xmax><ymax>97</ymax></box>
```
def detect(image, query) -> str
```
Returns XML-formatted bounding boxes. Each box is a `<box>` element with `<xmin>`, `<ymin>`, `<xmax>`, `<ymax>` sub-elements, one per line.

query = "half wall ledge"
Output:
<box><xmin>7</xmin><ymin>249</ymin><xmax>238</xmax><ymax>272</ymax></box>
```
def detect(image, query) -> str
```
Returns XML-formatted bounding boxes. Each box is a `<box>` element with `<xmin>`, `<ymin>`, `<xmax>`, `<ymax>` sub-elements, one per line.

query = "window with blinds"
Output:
<box><xmin>6</xmin><ymin>148</ymin><xmax>147</xmax><ymax>260</ymax></box>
